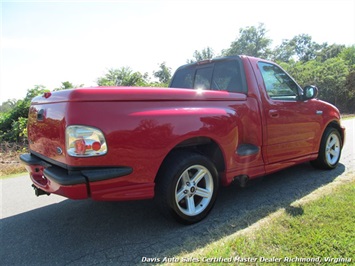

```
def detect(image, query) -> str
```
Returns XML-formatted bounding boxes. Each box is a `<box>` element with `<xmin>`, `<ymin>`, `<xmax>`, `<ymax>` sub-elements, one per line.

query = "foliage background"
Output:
<box><xmin>1</xmin><ymin>23</ymin><xmax>354</xmax><ymax>144</ymax></box>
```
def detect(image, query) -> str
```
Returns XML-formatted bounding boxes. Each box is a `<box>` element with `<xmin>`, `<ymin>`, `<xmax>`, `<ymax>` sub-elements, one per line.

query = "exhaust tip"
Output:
<box><xmin>234</xmin><ymin>175</ymin><xmax>249</xmax><ymax>187</ymax></box>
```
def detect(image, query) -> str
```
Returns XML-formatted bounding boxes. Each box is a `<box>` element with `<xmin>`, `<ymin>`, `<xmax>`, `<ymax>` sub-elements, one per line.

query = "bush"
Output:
<box><xmin>0</xmin><ymin>142</ymin><xmax>27</xmax><ymax>177</ymax></box>
<box><xmin>0</xmin><ymin>85</ymin><xmax>48</xmax><ymax>143</ymax></box>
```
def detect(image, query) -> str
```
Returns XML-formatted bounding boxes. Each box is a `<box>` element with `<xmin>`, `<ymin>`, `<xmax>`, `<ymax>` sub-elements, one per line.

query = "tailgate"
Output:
<box><xmin>27</xmin><ymin>102</ymin><xmax>67</xmax><ymax>166</ymax></box>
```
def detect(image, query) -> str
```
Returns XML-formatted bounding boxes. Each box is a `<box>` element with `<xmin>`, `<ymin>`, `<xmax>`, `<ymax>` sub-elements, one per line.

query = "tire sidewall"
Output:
<box><xmin>319</xmin><ymin>128</ymin><xmax>342</xmax><ymax>169</ymax></box>
<box><xmin>165</xmin><ymin>153</ymin><xmax>219</xmax><ymax>224</ymax></box>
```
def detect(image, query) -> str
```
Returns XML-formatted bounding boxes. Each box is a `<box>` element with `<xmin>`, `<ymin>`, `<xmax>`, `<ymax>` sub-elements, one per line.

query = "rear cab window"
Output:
<box><xmin>170</xmin><ymin>56</ymin><xmax>248</xmax><ymax>94</ymax></box>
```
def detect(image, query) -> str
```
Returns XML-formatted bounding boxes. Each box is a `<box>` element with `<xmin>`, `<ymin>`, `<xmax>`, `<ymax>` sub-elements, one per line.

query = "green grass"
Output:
<box><xmin>167</xmin><ymin>180</ymin><xmax>355</xmax><ymax>265</ymax></box>
<box><xmin>0</xmin><ymin>164</ymin><xmax>26</xmax><ymax>178</ymax></box>
<box><xmin>0</xmin><ymin>141</ymin><xmax>27</xmax><ymax>177</ymax></box>
<box><xmin>341</xmin><ymin>114</ymin><xmax>355</xmax><ymax>120</ymax></box>
<box><xmin>0</xmin><ymin>171</ymin><xmax>27</xmax><ymax>179</ymax></box>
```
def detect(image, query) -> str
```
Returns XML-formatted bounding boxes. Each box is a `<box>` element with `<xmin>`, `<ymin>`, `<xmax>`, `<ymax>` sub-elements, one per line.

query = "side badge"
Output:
<box><xmin>56</xmin><ymin>147</ymin><xmax>63</xmax><ymax>155</ymax></box>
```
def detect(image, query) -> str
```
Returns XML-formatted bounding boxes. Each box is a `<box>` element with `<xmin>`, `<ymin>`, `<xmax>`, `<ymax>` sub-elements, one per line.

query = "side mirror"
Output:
<box><xmin>302</xmin><ymin>85</ymin><xmax>318</xmax><ymax>100</ymax></box>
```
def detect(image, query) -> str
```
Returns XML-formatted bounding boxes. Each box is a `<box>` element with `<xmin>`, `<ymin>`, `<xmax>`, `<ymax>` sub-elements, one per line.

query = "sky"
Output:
<box><xmin>1</xmin><ymin>0</ymin><xmax>355</xmax><ymax>102</ymax></box>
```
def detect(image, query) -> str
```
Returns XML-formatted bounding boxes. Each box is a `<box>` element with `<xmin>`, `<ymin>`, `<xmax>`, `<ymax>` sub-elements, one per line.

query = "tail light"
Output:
<box><xmin>66</xmin><ymin>126</ymin><xmax>107</xmax><ymax>157</ymax></box>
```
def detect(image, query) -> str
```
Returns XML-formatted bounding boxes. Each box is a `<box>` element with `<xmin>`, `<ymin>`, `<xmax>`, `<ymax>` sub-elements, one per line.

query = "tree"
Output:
<box><xmin>0</xmin><ymin>99</ymin><xmax>17</xmax><ymax>113</ymax></box>
<box><xmin>316</xmin><ymin>44</ymin><xmax>345</xmax><ymax>62</ymax></box>
<box><xmin>272</xmin><ymin>39</ymin><xmax>297</xmax><ymax>63</ymax></box>
<box><xmin>0</xmin><ymin>85</ymin><xmax>48</xmax><ymax>142</ymax></box>
<box><xmin>279</xmin><ymin>34</ymin><xmax>325</xmax><ymax>62</ymax></box>
<box><xmin>317</xmin><ymin>57</ymin><xmax>349</xmax><ymax>107</ymax></box>
<box><xmin>97</xmin><ymin>67</ymin><xmax>148</xmax><ymax>86</ymax></box>
<box><xmin>282</xmin><ymin>57</ymin><xmax>351</xmax><ymax>111</ymax></box>
<box><xmin>339</xmin><ymin>45</ymin><xmax>355</xmax><ymax>67</ymax></box>
<box><xmin>295</xmin><ymin>34</ymin><xmax>326</xmax><ymax>62</ymax></box>
<box><xmin>53</xmin><ymin>81</ymin><xmax>83</xmax><ymax>91</ymax></box>
<box><xmin>153</xmin><ymin>62</ymin><xmax>172</xmax><ymax>84</ymax></box>
<box><xmin>223</xmin><ymin>23</ymin><xmax>272</xmax><ymax>58</ymax></box>
<box><xmin>343</xmin><ymin>71</ymin><xmax>355</xmax><ymax>113</ymax></box>
<box><xmin>54</xmin><ymin>81</ymin><xmax>74</xmax><ymax>91</ymax></box>
<box><xmin>97</xmin><ymin>69</ymin><xmax>119</xmax><ymax>86</ymax></box>
<box><xmin>272</xmin><ymin>34</ymin><xmax>329</xmax><ymax>63</ymax></box>
<box><xmin>187</xmin><ymin>47</ymin><xmax>215</xmax><ymax>63</ymax></box>
<box><xmin>24</xmin><ymin>85</ymin><xmax>48</xmax><ymax>101</ymax></box>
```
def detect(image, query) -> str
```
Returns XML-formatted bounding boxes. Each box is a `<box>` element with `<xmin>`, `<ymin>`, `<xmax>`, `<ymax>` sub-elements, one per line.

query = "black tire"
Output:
<box><xmin>155</xmin><ymin>151</ymin><xmax>219</xmax><ymax>224</ymax></box>
<box><xmin>311</xmin><ymin>127</ymin><xmax>342</xmax><ymax>169</ymax></box>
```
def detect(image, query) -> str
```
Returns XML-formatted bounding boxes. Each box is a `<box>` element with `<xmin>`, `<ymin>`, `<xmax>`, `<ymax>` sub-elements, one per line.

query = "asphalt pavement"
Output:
<box><xmin>1</xmin><ymin>119</ymin><xmax>354</xmax><ymax>265</ymax></box>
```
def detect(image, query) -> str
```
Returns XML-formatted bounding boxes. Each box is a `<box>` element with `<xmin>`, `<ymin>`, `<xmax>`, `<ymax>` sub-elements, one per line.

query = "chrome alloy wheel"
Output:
<box><xmin>174</xmin><ymin>165</ymin><xmax>214</xmax><ymax>217</ymax></box>
<box><xmin>325</xmin><ymin>132</ymin><xmax>341</xmax><ymax>165</ymax></box>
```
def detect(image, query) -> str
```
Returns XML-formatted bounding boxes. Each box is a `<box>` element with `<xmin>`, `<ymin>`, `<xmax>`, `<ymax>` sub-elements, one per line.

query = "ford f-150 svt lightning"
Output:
<box><xmin>21</xmin><ymin>55</ymin><xmax>345</xmax><ymax>224</ymax></box>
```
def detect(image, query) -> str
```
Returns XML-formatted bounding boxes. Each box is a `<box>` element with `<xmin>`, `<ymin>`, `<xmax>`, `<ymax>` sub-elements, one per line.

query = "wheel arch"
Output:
<box><xmin>311</xmin><ymin>123</ymin><xmax>343</xmax><ymax>170</ymax></box>
<box><xmin>326</xmin><ymin>120</ymin><xmax>345</xmax><ymax>146</ymax></box>
<box><xmin>155</xmin><ymin>136</ymin><xmax>226</xmax><ymax>183</ymax></box>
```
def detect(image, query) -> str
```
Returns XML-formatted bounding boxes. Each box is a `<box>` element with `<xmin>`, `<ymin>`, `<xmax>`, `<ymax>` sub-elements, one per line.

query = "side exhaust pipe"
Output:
<box><xmin>234</xmin><ymin>175</ymin><xmax>249</xmax><ymax>187</ymax></box>
<box><xmin>32</xmin><ymin>185</ymin><xmax>50</xmax><ymax>196</ymax></box>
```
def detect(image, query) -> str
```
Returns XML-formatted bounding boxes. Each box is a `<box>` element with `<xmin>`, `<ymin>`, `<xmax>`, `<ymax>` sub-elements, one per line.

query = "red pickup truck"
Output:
<box><xmin>21</xmin><ymin>55</ymin><xmax>345</xmax><ymax>224</ymax></box>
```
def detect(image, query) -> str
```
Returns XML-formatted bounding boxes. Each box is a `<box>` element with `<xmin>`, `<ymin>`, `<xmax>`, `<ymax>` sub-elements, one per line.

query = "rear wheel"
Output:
<box><xmin>155</xmin><ymin>151</ymin><xmax>219</xmax><ymax>224</ymax></box>
<box><xmin>311</xmin><ymin>127</ymin><xmax>342</xmax><ymax>169</ymax></box>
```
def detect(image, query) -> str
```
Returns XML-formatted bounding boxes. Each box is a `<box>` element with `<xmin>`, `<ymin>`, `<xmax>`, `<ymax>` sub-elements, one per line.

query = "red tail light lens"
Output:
<box><xmin>92</xmin><ymin>141</ymin><xmax>101</xmax><ymax>151</ymax></box>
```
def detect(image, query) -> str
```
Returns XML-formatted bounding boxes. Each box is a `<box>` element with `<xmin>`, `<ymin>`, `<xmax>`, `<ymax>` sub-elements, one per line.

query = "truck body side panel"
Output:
<box><xmin>23</xmin><ymin>56</ymin><xmax>344</xmax><ymax>202</ymax></box>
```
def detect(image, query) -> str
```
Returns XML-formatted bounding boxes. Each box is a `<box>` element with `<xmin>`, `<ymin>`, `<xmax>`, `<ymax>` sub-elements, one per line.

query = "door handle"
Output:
<box><xmin>37</xmin><ymin>109</ymin><xmax>45</xmax><ymax>121</ymax></box>
<box><xmin>269</xmin><ymin>110</ymin><xmax>279</xmax><ymax>118</ymax></box>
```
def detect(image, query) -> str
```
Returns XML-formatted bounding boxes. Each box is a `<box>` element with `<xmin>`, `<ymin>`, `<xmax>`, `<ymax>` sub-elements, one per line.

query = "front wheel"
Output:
<box><xmin>311</xmin><ymin>127</ymin><xmax>342</xmax><ymax>169</ymax></box>
<box><xmin>155</xmin><ymin>151</ymin><xmax>219</xmax><ymax>224</ymax></box>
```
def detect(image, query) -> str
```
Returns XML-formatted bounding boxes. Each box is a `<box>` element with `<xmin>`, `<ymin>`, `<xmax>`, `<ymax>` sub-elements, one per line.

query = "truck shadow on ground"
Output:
<box><xmin>1</xmin><ymin>163</ymin><xmax>345</xmax><ymax>265</ymax></box>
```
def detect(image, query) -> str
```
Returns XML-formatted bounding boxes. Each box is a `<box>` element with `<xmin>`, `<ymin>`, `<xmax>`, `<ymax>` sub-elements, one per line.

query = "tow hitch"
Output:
<box><xmin>32</xmin><ymin>184</ymin><xmax>50</xmax><ymax>196</ymax></box>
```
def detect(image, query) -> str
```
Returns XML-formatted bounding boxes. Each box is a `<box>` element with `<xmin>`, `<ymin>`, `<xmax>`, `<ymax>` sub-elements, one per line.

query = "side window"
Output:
<box><xmin>258</xmin><ymin>62</ymin><xmax>300</xmax><ymax>100</ymax></box>
<box><xmin>211</xmin><ymin>60</ymin><xmax>244</xmax><ymax>93</ymax></box>
<box><xmin>194</xmin><ymin>67</ymin><xmax>213</xmax><ymax>89</ymax></box>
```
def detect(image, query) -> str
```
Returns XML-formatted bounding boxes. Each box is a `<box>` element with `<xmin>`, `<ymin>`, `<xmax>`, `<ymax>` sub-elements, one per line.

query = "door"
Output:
<box><xmin>257</xmin><ymin>61</ymin><xmax>321</xmax><ymax>164</ymax></box>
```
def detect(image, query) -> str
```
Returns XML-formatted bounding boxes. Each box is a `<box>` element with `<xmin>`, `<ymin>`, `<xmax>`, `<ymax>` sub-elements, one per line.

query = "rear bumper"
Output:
<box><xmin>20</xmin><ymin>153</ymin><xmax>133</xmax><ymax>200</ymax></box>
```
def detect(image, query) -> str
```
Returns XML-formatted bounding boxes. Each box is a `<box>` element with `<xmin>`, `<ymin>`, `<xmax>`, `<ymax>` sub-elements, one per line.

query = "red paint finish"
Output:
<box><xmin>22</xmin><ymin>56</ymin><xmax>345</xmax><ymax>202</ymax></box>
<box><xmin>24</xmin><ymin>164</ymin><xmax>88</xmax><ymax>199</ymax></box>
